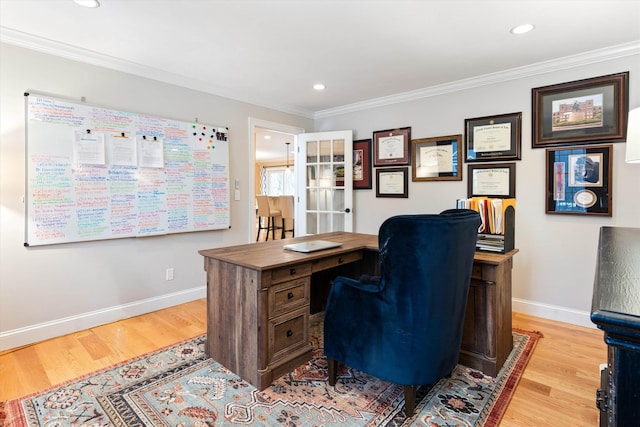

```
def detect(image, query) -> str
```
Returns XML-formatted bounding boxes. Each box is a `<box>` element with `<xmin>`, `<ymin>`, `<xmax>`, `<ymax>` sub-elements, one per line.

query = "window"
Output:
<box><xmin>262</xmin><ymin>166</ymin><xmax>295</xmax><ymax>196</ymax></box>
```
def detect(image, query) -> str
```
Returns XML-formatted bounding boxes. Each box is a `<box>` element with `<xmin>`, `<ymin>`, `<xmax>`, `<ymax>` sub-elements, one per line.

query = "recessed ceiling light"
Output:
<box><xmin>74</xmin><ymin>0</ymin><xmax>100</xmax><ymax>7</ymax></box>
<box><xmin>510</xmin><ymin>24</ymin><xmax>535</xmax><ymax>35</ymax></box>
<box><xmin>313</xmin><ymin>83</ymin><xmax>326</xmax><ymax>91</ymax></box>
<box><xmin>264</xmin><ymin>135</ymin><xmax>272</xmax><ymax>140</ymax></box>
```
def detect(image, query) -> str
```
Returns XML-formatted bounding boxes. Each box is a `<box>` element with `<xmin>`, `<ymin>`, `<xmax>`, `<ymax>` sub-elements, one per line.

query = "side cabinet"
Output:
<box><xmin>459</xmin><ymin>251</ymin><xmax>515</xmax><ymax>377</ymax></box>
<box><xmin>591</xmin><ymin>226</ymin><xmax>640</xmax><ymax>427</ymax></box>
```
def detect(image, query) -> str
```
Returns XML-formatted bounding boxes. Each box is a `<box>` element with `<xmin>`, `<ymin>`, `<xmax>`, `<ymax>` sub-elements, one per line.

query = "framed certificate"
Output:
<box><xmin>373</xmin><ymin>127</ymin><xmax>411</xmax><ymax>166</ymax></box>
<box><xmin>532</xmin><ymin>72</ymin><xmax>629</xmax><ymax>148</ymax></box>
<box><xmin>545</xmin><ymin>144</ymin><xmax>612</xmax><ymax>216</ymax></box>
<box><xmin>465</xmin><ymin>112</ymin><xmax>522</xmax><ymax>162</ymax></box>
<box><xmin>467</xmin><ymin>163</ymin><xmax>516</xmax><ymax>198</ymax></box>
<box><xmin>353</xmin><ymin>139</ymin><xmax>372</xmax><ymax>189</ymax></box>
<box><xmin>376</xmin><ymin>167</ymin><xmax>408</xmax><ymax>198</ymax></box>
<box><xmin>412</xmin><ymin>134</ymin><xmax>462</xmax><ymax>181</ymax></box>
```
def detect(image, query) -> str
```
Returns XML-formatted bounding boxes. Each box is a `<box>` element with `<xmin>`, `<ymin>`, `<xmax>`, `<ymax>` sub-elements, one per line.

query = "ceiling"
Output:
<box><xmin>1</xmin><ymin>0</ymin><xmax>639</xmax><ymax>160</ymax></box>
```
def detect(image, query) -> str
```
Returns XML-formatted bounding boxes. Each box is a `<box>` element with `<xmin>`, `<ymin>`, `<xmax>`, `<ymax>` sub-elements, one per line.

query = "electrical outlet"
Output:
<box><xmin>166</xmin><ymin>268</ymin><xmax>174</xmax><ymax>281</ymax></box>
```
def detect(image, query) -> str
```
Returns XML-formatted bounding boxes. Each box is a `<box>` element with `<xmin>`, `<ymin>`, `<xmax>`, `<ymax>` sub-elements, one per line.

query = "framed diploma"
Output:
<box><xmin>373</xmin><ymin>127</ymin><xmax>411</xmax><ymax>166</ymax></box>
<box><xmin>411</xmin><ymin>134</ymin><xmax>462</xmax><ymax>181</ymax></box>
<box><xmin>376</xmin><ymin>167</ymin><xmax>408</xmax><ymax>198</ymax></box>
<box><xmin>545</xmin><ymin>144</ymin><xmax>612</xmax><ymax>216</ymax></box>
<box><xmin>353</xmin><ymin>139</ymin><xmax>372</xmax><ymax>189</ymax></box>
<box><xmin>532</xmin><ymin>72</ymin><xmax>629</xmax><ymax>148</ymax></box>
<box><xmin>465</xmin><ymin>112</ymin><xmax>522</xmax><ymax>162</ymax></box>
<box><xmin>467</xmin><ymin>163</ymin><xmax>516</xmax><ymax>198</ymax></box>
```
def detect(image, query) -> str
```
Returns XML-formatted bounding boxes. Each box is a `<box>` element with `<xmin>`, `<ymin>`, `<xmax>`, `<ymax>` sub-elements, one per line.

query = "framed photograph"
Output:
<box><xmin>353</xmin><ymin>139</ymin><xmax>372</xmax><ymax>189</ymax></box>
<box><xmin>373</xmin><ymin>127</ymin><xmax>411</xmax><ymax>166</ymax></box>
<box><xmin>411</xmin><ymin>134</ymin><xmax>462</xmax><ymax>181</ymax></box>
<box><xmin>545</xmin><ymin>144</ymin><xmax>612</xmax><ymax>216</ymax></box>
<box><xmin>376</xmin><ymin>167</ymin><xmax>408</xmax><ymax>198</ymax></box>
<box><xmin>532</xmin><ymin>72</ymin><xmax>629</xmax><ymax>148</ymax></box>
<box><xmin>465</xmin><ymin>112</ymin><xmax>522</xmax><ymax>162</ymax></box>
<box><xmin>467</xmin><ymin>163</ymin><xmax>516</xmax><ymax>198</ymax></box>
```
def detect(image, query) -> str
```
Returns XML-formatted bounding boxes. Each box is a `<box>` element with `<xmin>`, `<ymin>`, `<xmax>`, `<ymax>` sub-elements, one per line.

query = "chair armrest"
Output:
<box><xmin>333</xmin><ymin>275</ymin><xmax>381</xmax><ymax>293</ymax></box>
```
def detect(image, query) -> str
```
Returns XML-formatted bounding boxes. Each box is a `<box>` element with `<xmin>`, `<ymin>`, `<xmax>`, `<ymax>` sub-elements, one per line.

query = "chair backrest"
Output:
<box><xmin>256</xmin><ymin>195</ymin><xmax>271</xmax><ymax>217</ymax></box>
<box><xmin>279</xmin><ymin>195</ymin><xmax>295</xmax><ymax>220</ymax></box>
<box><xmin>377</xmin><ymin>210</ymin><xmax>481</xmax><ymax>350</ymax></box>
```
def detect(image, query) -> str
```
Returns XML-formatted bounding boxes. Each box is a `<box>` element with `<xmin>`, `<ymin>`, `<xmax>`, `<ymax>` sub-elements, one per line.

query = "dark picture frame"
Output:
<box><xmin>411</xmin><ymin>134</ymin><xmax>462</xmax><ymax>181</ymax></box>
<box><xmin>465</xmin><ymin>112</ymin><xmax>522</xmax><ymax>162</ymax></box>
<box><xmin>545</xmin><ymin>144</ymin><xmax>612</xmax><ymax>216</ymax></box>
<box><xmin>373</xmin><ymin>127</ymin><xmax>411</xmax><ymax>166</ymax></box>
<box><xmin>532</xmin><ymin>72</ymin><xmax>629</xmax><ymax>148</ymax></box>
<box><xmin>376</xmin><ymin>167</ymin><xmax>408</xmax><ymax>198</ymax></box>
<box><xmin>467</xmin><ymin>163</ymin><xmax>516</xmax><ymax>198</ymax></box>
<box><xmin>353</xmin><ymin>139</ymin><xmax>372</xmax><ymax>189</ymax></box>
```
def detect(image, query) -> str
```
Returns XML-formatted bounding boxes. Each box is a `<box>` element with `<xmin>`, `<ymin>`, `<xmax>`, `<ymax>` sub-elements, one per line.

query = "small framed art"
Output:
<box><xmin>532</xmin><ymin>72</ymin><xmax>629</xmax><ymax>148</ymax></box>
<box><xmin>467</xmin><ymin>163</ymin><xmax>516</xmax><ymax>198</ymax></box>
<box><xmin>545</xmin><ymin>144</ymin><xmax>612</xmax><ymax>216</ymax></box>
<box><xmin>411</xmin><ymin>134</ymin><xmax>462</xmax><ymax>181</ymax></box>
<box><xmin>465</xmin><ymin>112</ymin><xmax>522</xmax><ymax>162</ymax></box>
<box><xmin>373</xmin><ymin>127</ymin><xmax>411</xmax><ymax>166</ymax></box>
<box><xmin>353</xmin><ymin>139</ymin><xmax>372</xmax><ymax>189</ymax></box>
<box><xmin>376</xmin><ymin>167</ymin><xmax>408</xmax><ymax>198</ymax></box>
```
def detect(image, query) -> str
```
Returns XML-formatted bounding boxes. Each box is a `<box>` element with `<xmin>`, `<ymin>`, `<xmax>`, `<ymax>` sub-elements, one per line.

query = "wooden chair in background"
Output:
<box><xmin>279</xmin><ymin>195</ymin><xmax>295</xmax><ymax>238</ymax></box>
<box><xmin>256</xmin><ymin>195</ymin><xmax>281</xmax><ymax>241</ymax></box>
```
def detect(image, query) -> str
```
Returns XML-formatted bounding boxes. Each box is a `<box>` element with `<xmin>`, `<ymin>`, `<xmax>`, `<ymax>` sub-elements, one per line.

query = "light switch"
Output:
<box><xmin>234</xmin><ymin>190</ymin><xmax>240</xmax><ymax>200</ymax></box>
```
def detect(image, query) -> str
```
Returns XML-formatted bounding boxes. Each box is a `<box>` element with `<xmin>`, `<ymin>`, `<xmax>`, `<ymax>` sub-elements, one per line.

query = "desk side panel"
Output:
<box><xmin>205</xmin><ymin>258</ymin><xmax>262</xmax><ymax>386</ymax></box>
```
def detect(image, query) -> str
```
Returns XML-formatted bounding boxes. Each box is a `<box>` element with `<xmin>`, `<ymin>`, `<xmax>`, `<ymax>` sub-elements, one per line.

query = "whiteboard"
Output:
<box><xmin>24</xmin><ymin>93</ymin><xmax>230</xmax><ymax>246</ymax></box>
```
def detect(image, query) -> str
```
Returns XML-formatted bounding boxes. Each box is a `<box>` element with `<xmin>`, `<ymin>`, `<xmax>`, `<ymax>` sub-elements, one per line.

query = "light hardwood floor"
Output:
<box><xmin>0</xmin><ymin>299</ymin><xmax>607</xmax><ymax>426</ymax></box>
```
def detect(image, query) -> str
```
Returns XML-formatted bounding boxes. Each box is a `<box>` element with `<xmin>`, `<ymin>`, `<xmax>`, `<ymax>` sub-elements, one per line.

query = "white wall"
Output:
<box><xmin>0</xmin><ymin>44</ymin><xmax>313</xmax><ymax>351</ymax></box>
<box><xmin>316</xmin><ymin>53</ymin><xmax>640</xmax><ymax>328</ymax></box>
<box><xmin>1</xmin><ymin>43</ymin><xmax>639</xmax><ymax>352</ymax></box>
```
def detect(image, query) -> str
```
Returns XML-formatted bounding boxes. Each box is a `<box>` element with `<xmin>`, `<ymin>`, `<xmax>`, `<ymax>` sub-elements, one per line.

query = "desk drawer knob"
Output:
<box><xmin>289</xmin><ymin>268</ymin><xmax>296</xmax><ymax>275</ymax></box>
<box><xmin>287</xmin><ymin>291</ymin><xmax>294</xmax><ymax>299</ymax></box>
<box><xmin>338</xmin><ymin>257</ymin><xmax>344</xmax><ymax>264</ymax></box>
<box><xmin>286</xmin><ymin>329</ymin><xmax>293</xmax><ymax>337</ymax></box>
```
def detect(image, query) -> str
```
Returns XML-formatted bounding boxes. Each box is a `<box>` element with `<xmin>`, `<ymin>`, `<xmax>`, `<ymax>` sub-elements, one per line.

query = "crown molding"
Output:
<box><xmin>313</xmin><ymin>40</ymin><xmax>640</xmax><ymax>119</ymax></box>
<box><xmin>0</xmin><ymin>27</ymin><xmax>315</xmax><ymax>119</ymax></box>
<box><xmin>2</xmin><ymin>27</ymin><xmax>637</xmax><ymax>121</ymax></box>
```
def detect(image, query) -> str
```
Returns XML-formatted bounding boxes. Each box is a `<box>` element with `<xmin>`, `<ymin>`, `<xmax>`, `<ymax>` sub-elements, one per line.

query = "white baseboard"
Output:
<box><xmin>512</xmin><ymin>297</ymin><xmax>596</xmax><ymax>329</ymax></box>
<box><xmin>0</xmin><ymin>287</ymin><xmax>206</xmax><ymax>352</ymax></box>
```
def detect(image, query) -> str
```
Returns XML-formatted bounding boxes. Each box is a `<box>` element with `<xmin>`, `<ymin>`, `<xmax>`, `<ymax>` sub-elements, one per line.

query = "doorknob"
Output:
<box><xmin>344</xmin><ymin>208</ymin><xmax>351</xmax><ymax>213</ymax></box>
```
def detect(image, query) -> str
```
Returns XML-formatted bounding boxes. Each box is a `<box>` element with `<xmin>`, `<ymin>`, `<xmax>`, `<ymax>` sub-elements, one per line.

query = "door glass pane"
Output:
<box><xmin>333</xmin><ymin>189</ymin><xmax>344</xmax><ymax>211</ymax></box>
<box><xmin>306</xmin><ymin>165</ymin><xmax>317</xmax><ymax>187</ymax></box>
<box><xmin>306</xmin><ymin>212</ymin><xmax>317</xmax><ymax>234</ymax></box>
<box><xmin>320</xmin><ymin>140</ymin><xmax>331</xmax><ymax>162</ymax></box>
<box><xmin>333</xmin><ymin>165</ymin><xmax>344</xmax><ymax>187</ymax></box>
<box><xmin>319</xmin><ymin>165</ymin><xmax>333</xmax><ymax>187</ymax></box>
<box><xmin>307</xmin><ymin>188</ymin><xmax>317</xmax><ymax>210</ymax></box>
<box><xmin>306</xmin><ymin>140</ymin><xmax>318</xmax><ymax>163</ymax></box>
<box><xmin>318</xmin><ymin>213</ymin><xmax>330</xmax><ymax>233</ymax></box>
<box><xmin>333</xmin><ymin>139</ymin><xmax>344</xmax><ymax>161</ymax></box>
<box><xmin>332</xmin><ymin>214</ymin><xmax>344</xmax><ymax>231</ymax></box>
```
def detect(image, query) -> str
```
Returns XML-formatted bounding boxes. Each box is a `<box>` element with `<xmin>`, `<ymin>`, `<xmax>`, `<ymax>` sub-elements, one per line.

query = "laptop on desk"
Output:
<box><xmin>283</xmin><ymin>240</ymin><xmax>343</xmax><ymax>253</ymax></box>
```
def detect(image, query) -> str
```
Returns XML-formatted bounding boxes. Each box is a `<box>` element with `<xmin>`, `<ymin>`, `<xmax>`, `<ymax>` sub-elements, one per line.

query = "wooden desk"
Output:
<box><xmin>199</xmin><ymin>232</ymin><xmax>517</xmax><ymax>390</ymax></box>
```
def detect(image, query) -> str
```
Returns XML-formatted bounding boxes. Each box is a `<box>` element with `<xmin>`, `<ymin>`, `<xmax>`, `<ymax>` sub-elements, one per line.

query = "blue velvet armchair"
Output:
<box><xmin>324</xmin><ymin>209</ymin><xmax>481</xmax><ymax>416</ymax></box>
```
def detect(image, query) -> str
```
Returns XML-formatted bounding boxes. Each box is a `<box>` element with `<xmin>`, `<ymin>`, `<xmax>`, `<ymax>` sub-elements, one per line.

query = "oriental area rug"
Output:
<box><xmin>1</xmin><ymin>316</ymin><xmax>541</xmax><ymax>427</ymax></box>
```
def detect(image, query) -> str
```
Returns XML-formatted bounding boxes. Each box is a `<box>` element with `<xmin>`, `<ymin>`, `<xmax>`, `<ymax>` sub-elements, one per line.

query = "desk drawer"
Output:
<box><xmin>471</xmin><ymin>263</ymin><xmax>483</xmax><ymax>279</ymax></box>
<box><xmin>312</xmin><ymin>251</ymin><xmax>362</xmax><ymax>272</ymax></box>
<box><xmin>269</xmin><ymin>278</ymin><xmax>310</xmax><ymax>318</ymax></box>
<box><xmin>269</xmin><ymin>307</ymin><xmax>309</xmax><ymax>362</ymax></box>
<box><xmin>270</xmin><ymin>263</ymin><xmax>312</xmax><ymax>284</ymax></box>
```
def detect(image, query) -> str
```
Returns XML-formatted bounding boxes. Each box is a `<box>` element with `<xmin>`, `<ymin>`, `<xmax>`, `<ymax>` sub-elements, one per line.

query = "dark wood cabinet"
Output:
<box><xmin>460</xmin><ymin>250</ymin><xmax>517</xmax><ymax>376</ymax></box>
<box><xmin>591</xmin><ymin>227</ymin><xmax>640</xmax><ymax>427</ymax></box>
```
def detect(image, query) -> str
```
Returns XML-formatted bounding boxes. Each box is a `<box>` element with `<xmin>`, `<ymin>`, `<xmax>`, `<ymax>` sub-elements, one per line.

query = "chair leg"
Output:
<box><xmin>269</xmin><ymin>217</ymin><xmax>276</xmax><ymax>240</ymax></box>
<box><xmin>404</xmin><ymin>385</ymin><xmax>416</xmax><ymax>417</ymax></box>
<box><xmin>281</xmin><ymin>218</ymin><xmax>285</xmax><ymax>239</ymax></box>
<box><xmin>327</xmin><ymin>357</ymin><xmax>337</xmax><ymax>386</ymax></box>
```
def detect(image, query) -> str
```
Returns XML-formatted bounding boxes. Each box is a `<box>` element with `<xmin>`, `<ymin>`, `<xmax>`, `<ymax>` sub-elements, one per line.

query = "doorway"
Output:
<box><xmin>248</xmin><ymin>118</ymin><xmax>304</xmax><ymax>242</ymax></box>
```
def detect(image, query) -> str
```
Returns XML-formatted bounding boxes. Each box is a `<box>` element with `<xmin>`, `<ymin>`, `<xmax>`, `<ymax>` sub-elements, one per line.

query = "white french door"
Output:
<box><xmin>296</xmin><ymin>130</ymin><xmax>353</xmax><ymax>235</ymax></box>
